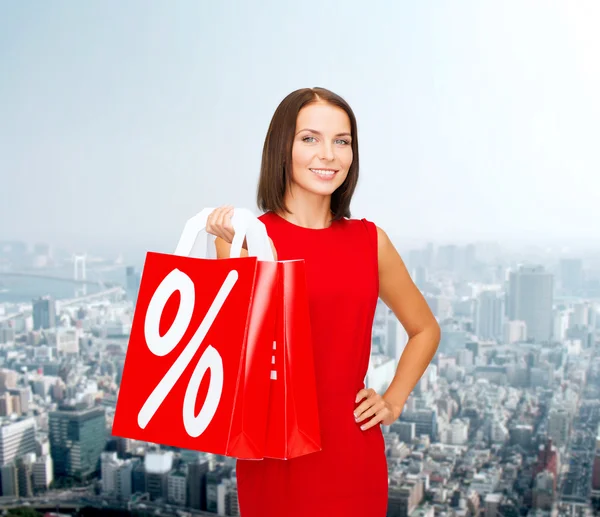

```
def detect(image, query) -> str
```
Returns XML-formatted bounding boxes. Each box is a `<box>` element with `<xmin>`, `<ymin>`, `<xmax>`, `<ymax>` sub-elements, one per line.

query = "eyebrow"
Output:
<box><xmin>296</xmin><ymin>128</ymin><xmax>352</xmax><ymax>138</ymax></box>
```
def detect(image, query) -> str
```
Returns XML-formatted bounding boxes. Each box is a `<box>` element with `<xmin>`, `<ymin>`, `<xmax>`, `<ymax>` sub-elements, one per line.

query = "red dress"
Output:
<box><xmin>236</xmin><ymin>211</ymin><xmax>389</xmax><ymax>516</ymax></box>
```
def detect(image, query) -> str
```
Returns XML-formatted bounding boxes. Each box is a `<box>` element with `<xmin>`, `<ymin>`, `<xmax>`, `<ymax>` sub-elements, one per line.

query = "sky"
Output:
<box><xmin>1</xmin><ymin>1</ymin><xmax>599</xmax><ymax>261</ymax></box>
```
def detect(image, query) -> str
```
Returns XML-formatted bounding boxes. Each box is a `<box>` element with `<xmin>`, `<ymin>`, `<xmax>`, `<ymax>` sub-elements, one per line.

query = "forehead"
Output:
<box><xmin>296</xmin><ymin>102</ymin><xmax>351</xmax><ymax>131</ymax></box>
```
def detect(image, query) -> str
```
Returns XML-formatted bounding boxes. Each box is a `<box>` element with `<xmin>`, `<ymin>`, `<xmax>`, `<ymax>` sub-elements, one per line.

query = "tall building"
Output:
<box><xmin>0</xmin><ymin>369</ymin><xmax>18</xmax><ymax>391</ymax></box>
<box><xmin>393</xmin><ymin>422</ymin><xmax>416</xmax><ymax>444</ymax></box>
<box><xmin>101</xmin><ymin>452</ymin><xmax>119</xmax><ymax>494</ymax></box>
<box><xmin>221</xmin><ymin>477</ymin><xmax>240</xmax><ymax>516</ymax></box>
<box><xmin>389</xmin><ymin>317</ymin><xmax>408</xmax><ymax>363</ymax></box>
<box><xmin>1</xmin><ymin>463</ymin><xmax>18</xmax><ymax>496</ymax></box>
<box><xmin>533</xmin><ymin>439</ymin><xmax>559</xmax><ymax>489</ymax></box>
<box><xmin>144</xmin><ymin>451</ymin><xmax>173</xmax><ymax>501</ymax></box>
<box><xmin>559</xmin><ymin>258</ymin><xmax>583</xmax><ymax>293</ymax></box>
<box><xmin>101</xmin><ymin>452</ymin><xmax>134</xmax><ymax>500</ymax></box>
<box><xmin>388</xmin><ymin>479</ymin><xmax>424</xmax><ymax>517</ymax></box>
<box><xmin>507</xmin><ymin>266</ymin><xmax>554</xmax><ymax>343</ymax></box>
<box><xmin>49</xmin><ymin>405</ymin><xmax>106</xmax><ymax>480</ymax></box>
<box><xmin>132</xmin><ymin>460</ymin><xmax>146</xmax><ymax>494</ymax></box>
<box><xmin>503</xmin><ymin>320</ymin><xmax>527</xmax><ymax>344</ymax></box>
<box><xmin>16</xmin><ymin>453</ymin><xmax>35</xmax><ymax>497</ymax></box>
<box><xmin>547</xmin><ymin>409</ymin><xmax>570</xmax><ymax>447</ymax></box>
<box><xmin>425</xmin><ymin>294</ymin><xmax>453</xmax><ymax>321</ymax></box>
<box><xmin>187</xmin><ymin>458</ymin><xmax>209</xmax><ymax>510</ymax></box>
<box><xmin>436</xmin><ymin>245</ymin><xmax>458</xmax><ymax>272</ymax></box>
<box><xmin>0</xmin><ymin>392</ymin><xmax>13</xmax><ymax>417</ymax></box>
<box><xmin>115</xmin><ymin>460</ymin><xmax>134</xmax><ymax>500</ymax></box>
<box><xmin>366</xmin><ymin>355</ymin><xmax>397</xmax><ymax>395</ymax></box>
<box><xmin>33</xmin><ymin>454</ymin><xmax>54</xmax><ymax>491</ymax></box>
<box><xmin>0</xmin><ymin>417</ymin><xmax>37</xmax><ymax>467</ymax></box>
<box><xmin>126</xmin><ymin>266</ymin><xmax>141</xmax><ymax>306</ymax></box>
<box><xmin>553</xmin><ymin>310</ymin><xmax>569</xmax><ymax>341</ymax></box>
<box><xmin>475</xmin><ymin>290</ymin><xmax>505</xmax><ymax>341</ymax></box>
<box><xmin>9</xmin><ymin>387</ymin><xmax>31</xmax><ymax>415</ymax></box>
<box><xmin>168</xmin><ymin>470</ymin><xmax>187</xmax><ymax>506</ymax></box>
<box><xmin>592</xmin><ymin>426</ymin><xmax>600</xmax><ymax>493</ymax></box>
<box><xmin>484</xmin><ymin>493</ymin><xmax>502</xmax><ymax>517</ymax></box>
<box><xmin>207</xmin><ymin>465</ymin><xmax>233</xmax><ymax>513</ymax></box>
<box><xmin>532</xmin><ymin>470</ymin><xmax>555</xmax><ymax>510</ymax></box>
<box><xmin>398</xmin><ymin>409</ymin><xmax>438</xmax><ymax>440</ymax></box>
<box><xmin>32</xmin><ymin>296</ymin><xmax>57</xmax><ymax>330</ymax></box>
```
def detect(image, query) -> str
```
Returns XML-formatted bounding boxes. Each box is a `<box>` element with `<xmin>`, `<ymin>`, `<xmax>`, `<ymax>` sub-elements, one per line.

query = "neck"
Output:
<box><xmin>280</xmin><ymin>186</ymin><xmax>333</xmax><ymax>229</ymax></box>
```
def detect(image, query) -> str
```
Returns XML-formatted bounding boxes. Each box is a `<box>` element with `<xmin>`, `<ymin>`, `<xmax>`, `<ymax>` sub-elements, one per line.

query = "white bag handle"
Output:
<box><xmin>174</xmin><ymin>207</ymin><xmax>275</xmax><ymax>261</ymax></box>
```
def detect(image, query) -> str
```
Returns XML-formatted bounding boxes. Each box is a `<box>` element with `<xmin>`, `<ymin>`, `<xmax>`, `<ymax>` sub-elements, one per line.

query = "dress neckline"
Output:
<box><xmin>270</xmin><ymin>211</ymin><xmax>337</xmax><ymax>232</ymax></box>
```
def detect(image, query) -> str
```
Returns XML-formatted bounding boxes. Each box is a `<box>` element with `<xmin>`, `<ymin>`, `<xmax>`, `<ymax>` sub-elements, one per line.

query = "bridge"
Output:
<box><xmin>0</xmin><ymin>286</ymin><xmax>126</xmax><ymax>324</ymax></box>
<box><xmin>0</xmin><ymin>271</ymin><xmax>120</xmax><ymax>288</ymax></box>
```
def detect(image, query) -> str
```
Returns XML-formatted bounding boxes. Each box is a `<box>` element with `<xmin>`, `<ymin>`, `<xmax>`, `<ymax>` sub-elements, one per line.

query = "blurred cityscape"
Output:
<box><xmin>0</xmin><ymin>238</ymin><xmax>600</xmax><ymax>517</ymax></box>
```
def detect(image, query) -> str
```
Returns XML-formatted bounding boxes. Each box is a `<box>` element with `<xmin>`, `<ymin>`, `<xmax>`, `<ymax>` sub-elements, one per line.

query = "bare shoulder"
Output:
<box><xmin>373</xmin><ymin>224</ymin><xmax>440</xmax><ymax>339</ymax></box>
<box><xmin>375</xmin><ymin>225</ymin><xmax>391</xmax><ymax>250</ymax></box>
<box><xmin>374</xmin><ymin>225</ymin><xmax>400</xmax><ymax>264</ymax></box>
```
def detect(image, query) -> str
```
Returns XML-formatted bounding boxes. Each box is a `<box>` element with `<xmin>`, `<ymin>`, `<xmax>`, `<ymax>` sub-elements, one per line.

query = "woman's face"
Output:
<box><xmin>290</xmin><ymin>101</ymin><xmax>353</xmax><ymax>199</ymax></box>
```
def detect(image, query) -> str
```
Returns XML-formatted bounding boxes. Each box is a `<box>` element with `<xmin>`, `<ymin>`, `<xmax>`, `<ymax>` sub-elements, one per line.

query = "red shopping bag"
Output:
<box><xmin>112</xmin><ymin>208</ymin><xmax>321</xmax><ymax>460</ymax></box>
<box><xmin>263</xmin><ymin>259</ymin><xmax>322</xmax><ymax>459</ymax></box>
<box><xmin>113</xmin><ymin>209</ymin><xmax>277</xmax><ymax>458</ymax></box>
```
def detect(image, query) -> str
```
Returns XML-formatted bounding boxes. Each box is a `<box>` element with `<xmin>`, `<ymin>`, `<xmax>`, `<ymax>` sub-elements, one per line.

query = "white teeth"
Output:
<box><xmin>311</xmin><ymin>169</ymin><xmax>336</xmax><ymax>176</ymax></box>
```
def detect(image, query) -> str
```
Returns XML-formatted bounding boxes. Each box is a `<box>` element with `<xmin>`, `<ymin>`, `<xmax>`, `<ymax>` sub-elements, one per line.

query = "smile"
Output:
<box><xmin>310</xmin><ymin>168</ymin><xmax>338</xmax><ymax>178</ymax></box>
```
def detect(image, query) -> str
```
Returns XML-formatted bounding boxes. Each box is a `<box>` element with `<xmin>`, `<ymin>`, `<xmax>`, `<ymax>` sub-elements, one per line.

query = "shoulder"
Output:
<box><xmin>343</xmin><ymin>217</ymin><xmax>391</xmax><ymax>246</ymax></box>
<box><xmin>347</xmin><ymin>218</ymin><xmax>397</xmax><ymax>262</ymax></box>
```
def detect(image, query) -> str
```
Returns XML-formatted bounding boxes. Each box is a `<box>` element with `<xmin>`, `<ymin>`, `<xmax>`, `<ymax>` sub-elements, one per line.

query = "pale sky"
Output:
<box><xmin>1</xmin><ymin>2</ymin><xmax>599</xmax><ymax>260</ymax></box>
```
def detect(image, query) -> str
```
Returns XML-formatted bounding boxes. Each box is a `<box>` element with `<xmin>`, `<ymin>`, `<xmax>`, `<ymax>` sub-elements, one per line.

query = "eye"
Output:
<box><xmin>335</xmin><ymin>139</ymin><xmax>350</xmax><ymax>145</ymax></box>
<box><xmin>302</xmin><ymin>136</ymin><xmax>317</xmax><ymax>143</ymax></box>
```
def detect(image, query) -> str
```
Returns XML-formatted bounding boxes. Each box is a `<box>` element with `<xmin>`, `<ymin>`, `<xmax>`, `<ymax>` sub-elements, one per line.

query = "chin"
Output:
<box><xmin>292</xmin><ymin>171</ymin><xmax>348</xmax><ymax>198</ymax></box>
<box><xmin>307</xmin><ymin>183</ymin><xmax>344</xmax><ymax>197</ymax></box>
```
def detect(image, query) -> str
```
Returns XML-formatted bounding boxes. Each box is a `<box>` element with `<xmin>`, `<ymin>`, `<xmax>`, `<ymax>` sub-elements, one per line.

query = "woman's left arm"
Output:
<box><xmin>355</xmin><ymin>226</ymin><xmax>441</xmax><ymax>430</ymax></box>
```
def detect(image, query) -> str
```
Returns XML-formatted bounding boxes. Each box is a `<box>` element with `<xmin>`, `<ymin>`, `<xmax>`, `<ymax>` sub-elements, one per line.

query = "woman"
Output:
<box><xmin>206</xmin><ymin>87</ymin><xmax>440</xmax><ymax>516</ymax></box>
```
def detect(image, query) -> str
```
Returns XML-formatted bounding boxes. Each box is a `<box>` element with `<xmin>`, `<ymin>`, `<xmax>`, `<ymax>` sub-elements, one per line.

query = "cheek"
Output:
<box><xmin>341</xmin><ymin>149</ymin><xmax>353</xmax><ymax>170</ymax></box>
<box><xmin>292</xmin><ymin>145</ymin><xmax>312</xmax><ymax>168</ymax></box>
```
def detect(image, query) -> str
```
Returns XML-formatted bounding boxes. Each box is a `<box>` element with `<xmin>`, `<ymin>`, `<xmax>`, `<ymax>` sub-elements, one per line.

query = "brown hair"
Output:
<box><xmin>256</xmin><ymin>87</ymin><xmax>359</xmax><ymax>220</ymax></box>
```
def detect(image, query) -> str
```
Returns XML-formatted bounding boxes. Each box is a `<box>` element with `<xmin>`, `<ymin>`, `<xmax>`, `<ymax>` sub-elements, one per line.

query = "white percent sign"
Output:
<box><xmin>137</xmin><ymin>268</ymin><xmax>238</xmax><ymax>438</ymax></box>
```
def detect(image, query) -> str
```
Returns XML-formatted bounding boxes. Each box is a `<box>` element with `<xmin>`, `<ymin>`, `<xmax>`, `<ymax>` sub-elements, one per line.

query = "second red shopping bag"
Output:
<box><xmin>262</xmin><ymin>258</ymin><xmax>322</xmax><ymax>459</ymax></box>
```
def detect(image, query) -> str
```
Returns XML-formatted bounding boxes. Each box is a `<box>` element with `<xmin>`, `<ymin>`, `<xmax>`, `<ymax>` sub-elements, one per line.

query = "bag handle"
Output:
<box><xmin>173</xmin><ymin>207</ymin><xmax>275</xmax><ymax>261</ymax></box>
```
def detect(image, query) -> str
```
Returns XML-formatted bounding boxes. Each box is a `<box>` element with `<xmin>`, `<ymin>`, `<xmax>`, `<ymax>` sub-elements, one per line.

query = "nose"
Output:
<box><xmin>319</xmin><ymin>142</ymin><xmax>335</xmax><ymax>162</ymax></box>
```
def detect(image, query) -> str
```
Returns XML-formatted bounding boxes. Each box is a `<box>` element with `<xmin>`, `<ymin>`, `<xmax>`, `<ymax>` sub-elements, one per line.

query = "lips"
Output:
<box><xmin>310</xmin><ymin>168</ymin><xmax>338</xmax><ymax>178</ymax></box>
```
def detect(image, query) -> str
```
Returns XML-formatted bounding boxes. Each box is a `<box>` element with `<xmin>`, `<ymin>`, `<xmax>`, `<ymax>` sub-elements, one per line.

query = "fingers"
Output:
<box><xmin>355</xmin><ymin>388</ymin><xmax>374</xmax><ymax>404</ymax></box>
<box><xmin>354</xmin><ymin>388</ymin><xmax>378</xmax><ymax>420</ymax></box>
<box><xmin>355</xmin><ymin>396</ymin><xmax>385</xmax><ymax>423</ymax></box>
<box><xmin>216</xmin><ymin>206</ymin><xmax>235</xmax><ymax>243</ymax></box>
<box><xmin>354</xmin><ymin>389</ymin><xmax>389</xmax><ymax>430</ymax></box>
<box><xmin>206</xmin><ymin>205</ymin><xmax>235</xmax><ymax>243</ymax></box>
<box><xmin>359</xmin><ymin>410</ymin><xmax>386</xmax><ymax>431</ymax></box>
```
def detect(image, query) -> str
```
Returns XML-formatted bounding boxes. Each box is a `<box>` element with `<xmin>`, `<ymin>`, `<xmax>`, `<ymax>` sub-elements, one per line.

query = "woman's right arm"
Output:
<box><xmin>215</xmin><ymin>236</ymin><xmax>249</xmax><ymax>259</ymax></box>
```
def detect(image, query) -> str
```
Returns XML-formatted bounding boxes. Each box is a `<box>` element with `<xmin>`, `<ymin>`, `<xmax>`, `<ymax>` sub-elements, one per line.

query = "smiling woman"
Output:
<box><xmin>206</xmin><ymin>87</ymin><xmax>440</xmax><ymax>517</ymax></box>
<box><xmin>256</xmin><ymin>87</ymin><xmax>360</xmax><ymax>226</ymax></box>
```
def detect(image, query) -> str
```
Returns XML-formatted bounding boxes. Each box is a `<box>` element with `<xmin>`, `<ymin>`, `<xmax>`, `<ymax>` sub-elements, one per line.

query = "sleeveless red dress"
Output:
<box><xmin>236</xmin><ymin>211</ymin><xmax>389</xmax><ymax>516</ymax></box>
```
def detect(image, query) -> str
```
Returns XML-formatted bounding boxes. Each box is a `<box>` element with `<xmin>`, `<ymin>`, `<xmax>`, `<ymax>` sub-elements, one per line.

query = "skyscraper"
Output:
<box><xmin>0</xmin><ymin>417</ymin><xmax>37</xmax><ymax>467</ymax></box>
<box><xmin>475</xmin><ymin>290</ymin><xmax>505</xmax><ymax>341</ymax></box>
<box><xmin>126</xmin><ymin>266</ymin><xmax>141</xmax><ymax>305</ymax></box>
<box><xmin>187</xmin><ymin>458</ymin><xmax>209</xmax><ymax>510</ymax></box>
<box><xmin>32</xmin><ymin>296</ymin><xmax>57</xmax><ymax>330</ymax></box>
<box><xmin>592</xmin><ymin>425</ymin><xmax>600</xmax><ymax>492</ymax></box>
<box><xmin>507</xmin><ymin>266</ymin><xmax>554</xmax><ymax>343</ymax></box>
<box><xmin>559</xmin><ymin>258</ymin><xmax>583</xmax><ymax>293</ymax></box>
<box><xmin>49</xmin><ymin>405</ymin><xmax>106</xmax><ymax>480</ymax></box>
